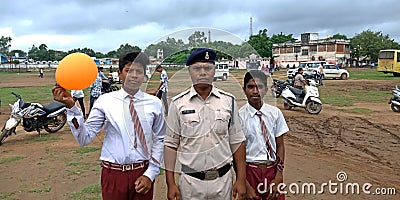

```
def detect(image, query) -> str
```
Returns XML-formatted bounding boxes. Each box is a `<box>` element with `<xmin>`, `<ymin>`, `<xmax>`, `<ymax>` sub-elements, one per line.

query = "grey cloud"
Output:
<box><xmin>1</xmin><ymin>0</ymin><xmax>399</xmax><ymax>52</ymax></box>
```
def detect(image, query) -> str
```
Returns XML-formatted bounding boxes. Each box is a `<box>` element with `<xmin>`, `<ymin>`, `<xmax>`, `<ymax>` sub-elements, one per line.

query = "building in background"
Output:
<box><xmin>272</xmin><ymin>33</ymin><xmax>350</xmax><ymax>68</ymax></box>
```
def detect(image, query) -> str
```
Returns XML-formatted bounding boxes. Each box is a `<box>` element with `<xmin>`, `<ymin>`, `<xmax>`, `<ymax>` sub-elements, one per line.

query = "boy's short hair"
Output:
<box><xmin>119</xmin><ymin>51</ymin><xmax>150</xmax><ymax>71</ymax></box>
<box><xmin>156</xmin><ymin>64</ymin><xmax>163</xmax><ymax>70</ymax></box>
<box><xmin>243</xmin><ymin>70</ymin><xmax>268</xmax><ymax>88</ymax></box>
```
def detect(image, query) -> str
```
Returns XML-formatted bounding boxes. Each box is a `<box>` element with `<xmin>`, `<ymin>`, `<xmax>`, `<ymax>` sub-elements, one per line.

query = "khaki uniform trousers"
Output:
<box><xmin>178</xmin><ymin>171</ymin><xmax>232</xmax><ymax>200</ymax></box>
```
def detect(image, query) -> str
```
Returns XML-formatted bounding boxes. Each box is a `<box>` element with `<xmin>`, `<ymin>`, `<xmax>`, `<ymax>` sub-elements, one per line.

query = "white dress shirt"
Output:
<box><xmin>238</xmin><ymin>102</ymin><xmax>289</xmax><ymax>162</ymax></box>
<box><xmin>66</xmin><ymin>88</ymin><xmax>165</xmax><ymax>181</ymax></box>
<box><xmin>71</xmin><ymin>90</ymin><xmax>84</xmax><ymax>98</ymax></box>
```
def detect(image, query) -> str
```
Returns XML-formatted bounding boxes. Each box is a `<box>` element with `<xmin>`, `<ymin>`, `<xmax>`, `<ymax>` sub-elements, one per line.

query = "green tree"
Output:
<box><xmin>145</xmin><ymin>37</ymin><xmax>186</xmax><ymax>59</ymax></box>
<box><xmin>95</xmin><ymin>51</ymin><xmax>106</xmax><ymax>58</ymax></box>
<box><xmin>10</xmin><ymin>49</ymin><xmax>26</xmax><ymax>57</ymax></box>
<box><xmin>331</xmin><ymin>33</ymin><xmax>348</xmax><ymax>40</ymax></box>
<box><xmin>105</xmin><ymin>50</ymin><xmax>118</xmax><ymax>58</ymax></box>
<box><xmin>188</xmin><ymin>31</ymin><xmax>207</xmax><ymax>48</ymax></box>
<box><xmin>116</xmin><ymin>43</ymin><xmax>141</xmax><ymax>58</ymax></box>
<box><xmin>350</xmin><ymin>30</ymin><xmax>400</xmax><ymax>64</ymax></box>
<box><xmin>0</xmin><ymin>36</ymin><xmax>12</xmax><ymax>55</ymax></box>
<box><xmin>270</xmin><ymin>32</ymin><xmax>296</xmax><ymax>44</ymax></box>
<box><xmin>248</xmin><ymin>29</ymin><xmax>271</xmax><ymax>58</ymax></box>
<box><xmin>68</xmin><ymin>47</ymin><xmax>96</xmax><ymax>57</ymax></box>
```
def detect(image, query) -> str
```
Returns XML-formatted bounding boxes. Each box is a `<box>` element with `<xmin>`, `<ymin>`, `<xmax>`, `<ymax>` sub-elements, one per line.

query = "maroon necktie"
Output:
<box><xmin>256</xmin><ymin>112</ymin><xmax>274</xmax><ymax>159</ymax></box>
<box><xmin>129</xmin><ymin>95</ymin><xmax>148</xmax><ymax>152</ymax></box>
<box><xmin>129</xmin><ymin>95</ymin><xmax>159</xmax><ymax>165</ymax></box>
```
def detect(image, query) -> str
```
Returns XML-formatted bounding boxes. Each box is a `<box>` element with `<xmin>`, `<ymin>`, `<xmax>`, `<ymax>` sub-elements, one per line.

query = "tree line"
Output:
<box><xmin>1</xmin><ymin>29</ymin><xmax>399</xmax><ymax>64</ymax></box>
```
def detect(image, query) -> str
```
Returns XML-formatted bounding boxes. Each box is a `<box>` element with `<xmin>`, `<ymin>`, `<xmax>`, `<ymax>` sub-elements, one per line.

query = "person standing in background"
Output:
<box><xmin>153</xmin><ymin>65</ymin><xmax>168</xmax><ymax>116</ymax></box>
<box><xmin>71</xmin><ymin>90</ymin><xmax>86</xmax><ymax>118</ymax></box>
<box><xmin>89</xmin><ymin>73</ymin><xmax>102</xmax><ymax>114</ymax></box>
<box><xmin>39</xmin><ymin>68</ymin><xmax>44</xmax><ymax>78</ymax></box>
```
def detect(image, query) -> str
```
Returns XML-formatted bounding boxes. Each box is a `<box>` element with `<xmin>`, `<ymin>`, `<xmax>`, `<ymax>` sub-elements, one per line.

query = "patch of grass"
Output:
<box><xmin>0</xmin><ymin>155</ymin><xmax>26</xmax><ymax>164</ymax></box>
<box><xmin>0</xmin><ymin>192</ymin><xmax>16</xmax><ymax>200</ymax></box>
<box><xmin>29</xmin><ymin>135</ymin><xmax>60</xmax><ymax>142</ymax></box>
<box><xmin>67</xmin><ymin>161</ymin><xmax>91</xmax><ymax>168</ymax></box>
<box><xmin>348</xmin><ymin>108</ymin><xmax>375</xmax><ymax>115</ymax></box>
<box><xmin>69</xmin><ymin>183</ymin><xmax>102</xmax><ymax>200</ymax></box>
<box><xmin>72</xmin><ymin>146</ymin><xmax>101</xmax><ymax>154</ymax></box>
<box><xmin>0</xmin><ymin>86</ymin><xmax>55</xmax><ymax>108</ymax></box>
<box><xmin>349</xmin><ymin>69</ymin><xmax>400</xmax><ymax>80</ymax></box>
<box><xmin>319</xmin><ymin>87</ymin><xmax>388</xmax><ymax>107</ymax></box>
<box><xmin>28</xmin><ymin>187</ymin><xmax>51</xmax><ymax>193</ymax></box>
<box><xmin>348</xmin><ymin>90</ymin><xmax>388</xmax><ymax>103</ymax></box>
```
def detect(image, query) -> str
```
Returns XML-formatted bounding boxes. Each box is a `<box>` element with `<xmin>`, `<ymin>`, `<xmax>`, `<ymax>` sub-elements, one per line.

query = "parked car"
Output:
<box><xmin>322</xmin><ymin>64</ymin><xmax>349</xmax><ymax>80</ymax></box>
<box><xmin>214</xmin><ymin>63</ymin><xmax>229</xmax><ymax>81</ymax></box>
<box><xmin>287</xmin><ymin>61</ymin><xmax>326</xmax><ymax>78</ymax></box>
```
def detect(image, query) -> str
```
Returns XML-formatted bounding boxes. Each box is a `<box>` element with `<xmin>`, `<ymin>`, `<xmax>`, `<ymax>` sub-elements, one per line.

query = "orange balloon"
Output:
<box><xmin>55</xmin><ymin>53</ymin><xmax>98</xmax><ymax>90</ymax></box>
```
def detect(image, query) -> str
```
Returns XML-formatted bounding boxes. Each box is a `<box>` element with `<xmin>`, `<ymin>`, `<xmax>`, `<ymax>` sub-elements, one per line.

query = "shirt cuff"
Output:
<box><xmin>66</xmin><ymin>105</ymin><xmax>84</xmax><ymax>132</ymax></box>
<box><xmin>143</xmin><ymin>162</ymin><xmax>160</xmax><ymax>182</ymax></box>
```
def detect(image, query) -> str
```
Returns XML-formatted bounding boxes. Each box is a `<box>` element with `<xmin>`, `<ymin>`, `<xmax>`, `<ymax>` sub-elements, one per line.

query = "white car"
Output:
<box><xmin>214</xmin><ymin>63</ymin><xmax>229</xmax><ymax>81</ymax></box>
<box><xmin>322</xmin><ymin>64</ymin><xmax>349</xmax><ymax>80</ymax></box>
<box><xmin>287</xmin><ymin>61</ymin><xmax>326</xmax><ymax>78</ymax></box>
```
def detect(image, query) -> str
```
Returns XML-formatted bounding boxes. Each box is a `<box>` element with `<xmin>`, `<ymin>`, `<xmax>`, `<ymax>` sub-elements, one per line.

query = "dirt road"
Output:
<box><xmin>0</xmin><ymin>70</ymin><xmax>399</xmax><ymax>199</ymax></box>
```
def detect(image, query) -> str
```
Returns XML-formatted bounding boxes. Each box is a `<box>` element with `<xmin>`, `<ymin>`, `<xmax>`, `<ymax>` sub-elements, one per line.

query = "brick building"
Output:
<box><xmin>272</xmin><ymin>33</ymin><xmax>350</xmax><ymax>67</ymax></box>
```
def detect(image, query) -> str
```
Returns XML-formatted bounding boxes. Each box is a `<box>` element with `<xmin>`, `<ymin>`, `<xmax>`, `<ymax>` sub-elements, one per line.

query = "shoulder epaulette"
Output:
<box><xmin>217</xmin><ymin>89</ymin><xmax>235</xmax><ymax>99</ymax></box>
<box><xmin>171</xmin><ymin>89</ymin><xmax>190</xmax><ymax>101</ymax></box>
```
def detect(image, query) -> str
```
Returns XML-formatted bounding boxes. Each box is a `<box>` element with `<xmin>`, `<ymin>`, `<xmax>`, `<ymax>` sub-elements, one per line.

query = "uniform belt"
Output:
<box><xmin>182</xmin><ymin>163</ymin><xmax>231</xmax><ymax>180</ymax></box>
<box><xmin>247</xmin><ymin>161</ymin><xmax>276</xmax><ymax>169</ymax></box>
<box><xmin>101</xmin><ymin>160</ymin><xmax>149</xmax><ymax>171</ymax></box>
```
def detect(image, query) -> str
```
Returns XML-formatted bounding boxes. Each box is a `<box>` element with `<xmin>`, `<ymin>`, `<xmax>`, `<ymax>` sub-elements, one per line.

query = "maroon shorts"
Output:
<box><xmin>101</xmin><ymin>165</ymin><xmax>154</xmax><ymax>200</ymax></box>
<box><xmin>246</xmin><ymin>163</ymin><xmax>285</xmax><ymax>200</ymax></box>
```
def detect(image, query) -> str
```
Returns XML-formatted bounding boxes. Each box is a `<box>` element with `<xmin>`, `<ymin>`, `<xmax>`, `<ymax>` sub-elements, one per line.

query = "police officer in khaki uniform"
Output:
<box><xmin>164</xmin><ymin>48</ymin><xmax>247</xmax><ymax>200</ymax></box>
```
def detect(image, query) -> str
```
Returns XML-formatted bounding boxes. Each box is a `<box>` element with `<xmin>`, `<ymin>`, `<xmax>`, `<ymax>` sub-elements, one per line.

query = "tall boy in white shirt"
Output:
<box><xmin>238</xmin><ymin>70</ymin><xmax>289</xmax><ymax>200</ymax></box>
<box><xmin>52</xmin><ymin>51</ymin><xmax>165</xmax><ymax>200</ymax></box>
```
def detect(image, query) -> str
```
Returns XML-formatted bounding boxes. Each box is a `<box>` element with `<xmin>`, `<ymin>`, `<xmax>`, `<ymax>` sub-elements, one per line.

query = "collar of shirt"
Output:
<box><xmin>121</xmin><ymin>88</ymin><xmax>145</xmax><ymax>101</ymax></box>
<box><xmin>188</xmin><ymin>85</ymin><xmax>221</xmax><ymax>100</ymax></box>
<box><xmin>246</xmin><ymin>102</ymin><xmax>269</xmax><ymax>118</ymax></box>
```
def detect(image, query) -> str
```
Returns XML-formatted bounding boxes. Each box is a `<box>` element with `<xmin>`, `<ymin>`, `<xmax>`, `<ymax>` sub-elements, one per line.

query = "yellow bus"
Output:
<box><xmin>378</xmin><ymin>49</ymin><xmax>400</xmax><ymax>77</ymax></box>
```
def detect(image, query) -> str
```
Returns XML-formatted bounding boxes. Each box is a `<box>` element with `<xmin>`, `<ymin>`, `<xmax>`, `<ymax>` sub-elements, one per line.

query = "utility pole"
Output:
<box><xmin>208</xmin><ymin>30</ymin><xmax>211</xmax><ymax>43</ymax></box>
<box><xmin>249</xmin><ymin>17</ymin><xmax>253</xmax><ymax>38</ymax></box>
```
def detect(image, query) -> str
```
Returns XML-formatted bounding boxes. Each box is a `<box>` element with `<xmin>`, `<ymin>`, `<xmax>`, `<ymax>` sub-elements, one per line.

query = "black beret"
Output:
<box><xmin>186</xmin><ymin>48</ymin><xmax>216</xmax><ymax>66</ymax></box>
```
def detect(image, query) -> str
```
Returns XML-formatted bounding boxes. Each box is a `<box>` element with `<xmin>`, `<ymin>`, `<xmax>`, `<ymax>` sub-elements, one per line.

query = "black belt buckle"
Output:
<box><xmin>204</xmin><ymin>170</ymin><xmax>219</xmax><ymax>180</ymax></box>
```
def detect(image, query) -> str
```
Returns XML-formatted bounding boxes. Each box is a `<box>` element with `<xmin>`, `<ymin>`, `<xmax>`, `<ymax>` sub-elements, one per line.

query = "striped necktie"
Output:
<box><xmin>256</xmin><ymin>112</ymin><xmax>274</xmax><ymax>159</ymax></box>
<box><xmin>129</xmin><ymin>95</ymin><xmax>148</xmax><ymax>153</ymax></box>
<box><xmin>129</xmin><ymin>95</ymin><xmax>159</xmax><ymax>165</ymax></box>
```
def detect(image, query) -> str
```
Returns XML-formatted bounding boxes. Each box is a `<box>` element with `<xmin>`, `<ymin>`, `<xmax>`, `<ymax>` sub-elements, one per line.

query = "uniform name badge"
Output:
<box><xmin>181</xmin><ymin>110</ymin><xmax>195</xmax><ymax>114</ymax></box>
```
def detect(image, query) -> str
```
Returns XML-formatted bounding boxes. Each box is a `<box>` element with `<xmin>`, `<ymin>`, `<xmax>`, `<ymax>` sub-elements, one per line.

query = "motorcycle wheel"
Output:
<box><xmin>306</xmin><ymin>101</ymin><xmax>322</xmax><ymax>114</ymax></box>
<box><xmin>271</xmin><ymin>86</ymin><xmax>280</xmax><ymax>98</ymax></box>
<box><xmin>110</xmin><ymin>85</ymin><xmax>119</xmax><ymax>92</ymax></box>
<box><xmin>0</xmin><ymin>128</ymin><xmax>14</xmax><ymax>145</ymax></box>
<box><xmin>44</xmin><ymin>112</ymin><xmax>67</xmax><ymax>133</ymax></box>
<box><xmin>391</xmin><ymin>103</ymin><xmax>400</xmax><ymax>112</ymax></box>
<box><xmin>283</xmin><ymin>102</ymin><xmax>292</xmax><ymax>110</ymax></box>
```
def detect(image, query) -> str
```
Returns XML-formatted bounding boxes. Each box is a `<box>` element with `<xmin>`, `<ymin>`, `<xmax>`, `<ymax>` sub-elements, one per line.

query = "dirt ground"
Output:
<box><xmin>0</xmin><ymin>70</ymin><xmax>399</xmax><ymax>199</ymax></box>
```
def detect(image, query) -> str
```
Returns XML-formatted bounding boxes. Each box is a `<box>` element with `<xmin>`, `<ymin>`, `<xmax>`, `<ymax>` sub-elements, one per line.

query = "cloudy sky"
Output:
<box><xmin>1</xmin><ymin>0</ymin><xmax>399</xmax><ymax>53</ymax></box>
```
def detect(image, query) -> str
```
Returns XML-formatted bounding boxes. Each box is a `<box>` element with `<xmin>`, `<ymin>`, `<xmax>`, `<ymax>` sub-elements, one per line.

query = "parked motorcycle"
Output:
<box><xmin>102</xmin><ymin>78</ymin><xmax>119</xmax><ymax>94</ymax></box>
<box><xmin>271</xmin><ymin>78</ymin><xmax>293</xmax><ymax>98</ymax></box>
<box><xmin>389</xmin><ymin>86</ymin><xmax>400</xmax><ymax>112</ymax></box>
<box><xmin>281</xmin><ymin>80</ymin><xmax>322</xmax><ymax>114</ymax></box>
<box><xmin>304</xmin><ymin>70</ymin><xmax>321</xmax><ymax>85</ymax></box>
<box><xmin>0</xmin><ymin>92</ymin><xmax>67</xmax><ymax>145</ymax></box>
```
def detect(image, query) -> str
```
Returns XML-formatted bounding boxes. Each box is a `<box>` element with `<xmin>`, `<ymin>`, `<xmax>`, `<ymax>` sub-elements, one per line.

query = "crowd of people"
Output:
<box><xmin>52</xmin><ymin>48</ymin><xmax>289</xmax><ymax>200</ymax></box>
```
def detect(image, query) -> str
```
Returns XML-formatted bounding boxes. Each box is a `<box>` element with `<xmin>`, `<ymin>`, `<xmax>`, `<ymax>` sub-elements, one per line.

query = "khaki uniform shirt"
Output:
<box><xmin>164</xmin><ymin>86</ymin><xmax>245</xmax><ymax>171</ymax></box>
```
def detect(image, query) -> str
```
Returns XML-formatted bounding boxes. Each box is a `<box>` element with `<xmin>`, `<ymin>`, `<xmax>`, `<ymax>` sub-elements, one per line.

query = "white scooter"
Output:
<box><xmin>389</xmin><ymin>85</ymin><xmax>400</xmax><ymax>112</ymax></box>
<box><xmin>281</xmin><ymin>80</ymin><xmax>322</xmax><ymax>114</ymax></box>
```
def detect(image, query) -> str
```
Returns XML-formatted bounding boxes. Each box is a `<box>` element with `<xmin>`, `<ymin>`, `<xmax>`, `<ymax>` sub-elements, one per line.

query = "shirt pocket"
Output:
<box><xmin>214</xmin><ymin>110</ymin><xmax>230</xmax><ymax>136</ymax></box>
<box><xmin>180</xmin><ymin>113</ymin><xmax>200</xmax><ymax>138</ymax></box>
